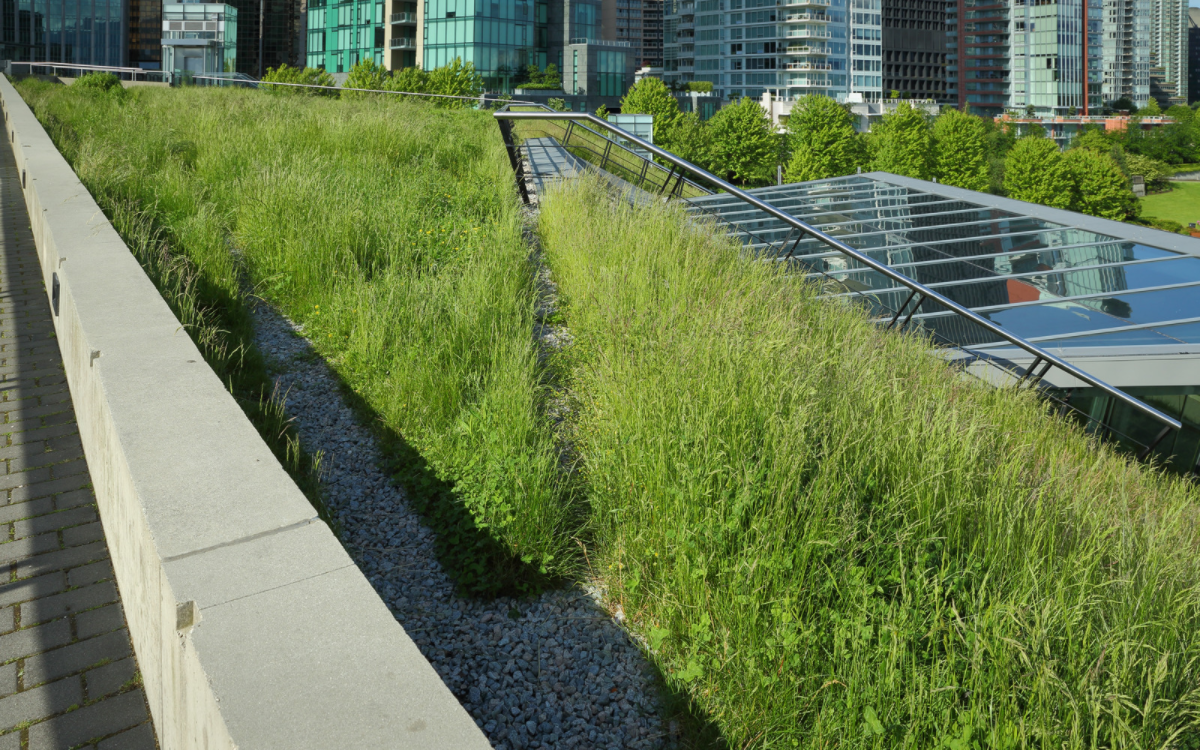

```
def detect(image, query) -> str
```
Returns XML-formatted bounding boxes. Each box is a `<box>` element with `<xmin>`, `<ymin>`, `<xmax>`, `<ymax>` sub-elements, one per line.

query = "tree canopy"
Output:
<box><xmin>426</xmin><ymin>58</ymin><xmax>484</xmax><ymax>104</ymax></box>
<box><xmin>870</xmin><ymin>102</ymin><xmax>933</xmax><ymax>179</ymax></box>
<box><xmin>620</xmin><ymin>78</ymin><xmax>684</xmax><ymax>150</ymax></box>
<box><xmin>784</xmin><ymin>94</ymin><xmax>865</xmax><ymax>182</ymax></box>
<box><xmin>703</xmin><ymin>96</ymin><xmax>778</xmax><ymax>184</ymax></box>
<box><xmin>1062</xmin><ymin>148</ymin><xmax>1136</xmax><ymax>220</ymax></box>
<box><xmin>1003</xmin><ymin>137</ymin><xmax>1073</xmax><ymax>208</ymax></box>
<box><xmin>931</xmin><ymin>108</ymin><xmax>988</xmax><ymax>191</ymax></box>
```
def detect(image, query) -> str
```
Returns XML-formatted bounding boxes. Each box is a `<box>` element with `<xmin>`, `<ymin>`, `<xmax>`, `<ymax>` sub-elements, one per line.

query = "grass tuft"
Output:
<box><xmin>539</xmin><ymin>175</ymin><xmax>1200</xmax><ymax>748</ymax></box>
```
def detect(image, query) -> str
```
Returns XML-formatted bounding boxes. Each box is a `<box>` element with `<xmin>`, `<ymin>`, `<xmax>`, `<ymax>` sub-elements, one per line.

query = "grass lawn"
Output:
<box><xmin>1142</xmin><ymin>180</ymin><xmax>1200</xmax><ymax>228</ymax></box>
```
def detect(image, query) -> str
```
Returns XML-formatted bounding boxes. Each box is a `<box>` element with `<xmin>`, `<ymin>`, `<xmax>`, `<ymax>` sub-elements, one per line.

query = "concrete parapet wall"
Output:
<box><xmin>0</xmin><ymin>74</ymin><xmax>492</xmax><ymax>750</ymax></box>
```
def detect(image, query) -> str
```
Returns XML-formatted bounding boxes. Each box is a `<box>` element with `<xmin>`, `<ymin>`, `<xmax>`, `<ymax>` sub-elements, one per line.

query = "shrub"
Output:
<box><xmin>73</xmin><ymin>72</ymin><xmax>123</xmax><ymax>94</ymax></box>
<box><xmin>261</xmin><ymin>64</ymin><xmax>336</xmax><ymax>95</ymax></box>
<box><xmin>385</xmin><ymin>67</ymin><xmax>430</xmax><ymax>97</ymax></box>
<box><xmin>342</xmin><ymin>59</ymin><xmax>390</xmax><ymax>98</ymax></box>
<box><xmin>1125</xmin><ymin>153</ymin><xmax>1172</xmax><ymax>192</ymax></box>
<box><xmin>686</xmin><ymin>81</ymin><xmax>713</xmax><ymax>93</ymax></box>
<box><xmin>426</xmin><ymin>57</ymin><xmax>483</xmax><ymax>105</ymax></box>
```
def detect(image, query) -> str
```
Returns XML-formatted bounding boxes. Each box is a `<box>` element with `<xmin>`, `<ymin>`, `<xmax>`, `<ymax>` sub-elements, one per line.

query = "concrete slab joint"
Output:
<box><xmin>0</xmin><ymin>75</ymin><xmax>492</xmax><ymax>749</ymax></box>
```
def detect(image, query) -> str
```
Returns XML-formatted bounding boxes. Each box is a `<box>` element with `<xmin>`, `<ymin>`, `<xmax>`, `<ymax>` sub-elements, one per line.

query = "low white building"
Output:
<box><xmin>759</xmin><ymin>91</ymin><xmax>940</xmax><ymax>132</ymax></box>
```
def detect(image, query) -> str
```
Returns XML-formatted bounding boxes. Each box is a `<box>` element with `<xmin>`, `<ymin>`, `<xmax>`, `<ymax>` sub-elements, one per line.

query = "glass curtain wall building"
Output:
<box><xmin>306</xmin><ymin>0</ymin><xmax>384</xmax><ymax>72</ymax></box>
<box><xmin>661</xmin><ymin>0</ymin><xmax>883</xmax><ymax>102</ymax></box>
<box><xmin>1011</xmin><ymin>0</ymin><xmax>1102</xmax><ymax>114</ymax></box>
<box><xmin>688</xmin><ymin>173</ymin><xmax>1200</xmax><ymax>473</ymax></box>
<box><xmin>1146</xmin><ymin>0</ymin><xmax>1187</xmax><ymax>105</ymax></box>
<box><xmin>1104</xmin><ymin>0</ymin><xmax>1150</xmax><ymax>107</ymax></box>
<box><xmin>0</xmin><ymin>0</ymin><xmax>123</xmax><ymax>64</ymax></box>
<box><xmin>421</xmin><ymin>0</ymin><xmax>541</xmax><ymax>89</ymax></box>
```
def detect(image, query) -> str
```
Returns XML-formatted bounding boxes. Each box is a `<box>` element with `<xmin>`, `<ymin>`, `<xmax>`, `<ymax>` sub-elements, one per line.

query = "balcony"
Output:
<box><xmin>783</xmin><ymin>44</ymin><xmax>829</xmax><ymax>55</ymax></box>
<box><xmin>780</xmin><ymin>0</ymin><xmax>831</xmax><ymax>7</ymax></box>
<box><xmin>390</xmin><ymin>37</ymin><xmax>415</xmax><ymax>49</ymax></box>
<box><xmin>783</xmin><ymin>12</ymin><xmax>829</xmax><ymax>22</ymax></box>
<box><xmin>785</xmin><ymin>75</ymin><xmax>830</xmax><ymax>88</ymax></box>
<box><xmin>676</xmin><ymin>18</ymin><xmax>694</xmax><ymax>29</ymax></box>
<box><xmin>390</xmin><ymin>11</ymin><xmax>416</xmax><ymax>23</ymax></box>
<box><xmin>785</xmin><ymin>27</ymin><xmax>832</xmax><ymax>39</ymax></box>
<box><xmin>786</xmin><ymin>61</ymin><xmax>832</xmax><ymax>70</ymax></box>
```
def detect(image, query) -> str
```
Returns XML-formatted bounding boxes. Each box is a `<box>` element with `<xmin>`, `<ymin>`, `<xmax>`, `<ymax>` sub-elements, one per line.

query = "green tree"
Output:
<box><xmin>546</xmin><ymin>97</ymin><xmax>568</xmax><ymax>112</ymax></box>
<box><xmin>620</xmin><ymin>77</ymin><xmax>683</xmax><ymax>149</ymax></box>
<box><xmin>1070</xmin><ymin>126</ymin><xmax>1114</xmax><ymax>153</ymax></box>
<box><xmin>1165</xmin><ymin>104</ymin><xmax>1194</xmax><ymax>125</ymax></box>
<box><xmin>784</xmin><ymin>94</ymin><xmax>865</xmax><ymax>182</ymax></box>
<box><xmin>703</xmin><ymin>96</ymin><xmax>778</xmax><ymax>184</ymax></box>
<box><xmin>594</xmin><ymin>103</ymin><xmax>610</xmax><ymax>121</ymax></box>
<box><xmin>342</xmin><ymin>59</ymin><xmax>390</xmax><ymax>98</ymax></box>
<box><xmin>1062</xmin><ymin>148</ymin><xmax>1136</xmax><ymax>219</ymax></box>
<box><xmin>427</xmin><ymin>58</ymin><xmax>484</xmax><ymax>105</ymax></box>
<box><xmin>1139</xmin><ymin>98</ymin><xmax>1163</xmax><ymax>116</ymax></box>
<box><xmin>670</xmin><ymin>111</ymin><xmax>713</xmax><ymax>167</ymax></box>
<box><xmin>1002</xmin><ymin>137</ymin><xmax>1073</xmax><ymax>208</ymax></box>
<box><xmin>931</xmin><ymin>108</ymin><xmax>988</xmax><ymax>191</ymax></box>
<box><xmin>870</xmin><ymin>102</ymin><xmax>933</xmax><ymax>179</ymax></box>
<box><xmin>385</xmin><ymin>66</ymin><xmax>430</xmax><ymax>96</ymax></box>
<box><xmin>261</xmin><ymin>64</ymin><xmax>336</xmax><ymax>95</ymax></box>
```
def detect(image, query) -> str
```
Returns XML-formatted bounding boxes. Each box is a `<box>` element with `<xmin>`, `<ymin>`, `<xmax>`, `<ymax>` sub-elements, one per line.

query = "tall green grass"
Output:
<box><xmin>17</xmin><ymin>80</ymin><xmax>579</xmax><ymax>594</ymax></box>
<box><xmin>539</xmin><ymin>177</ymin><xmax>1200</xmax><ymax>748</ymax></box>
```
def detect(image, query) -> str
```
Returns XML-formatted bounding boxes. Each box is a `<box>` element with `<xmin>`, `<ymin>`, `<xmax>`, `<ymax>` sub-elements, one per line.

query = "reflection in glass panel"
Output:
<box><xmin>1034</xmin><ymin>321</ymin><xmax>1200</xmax><ymax>348</ymax></box>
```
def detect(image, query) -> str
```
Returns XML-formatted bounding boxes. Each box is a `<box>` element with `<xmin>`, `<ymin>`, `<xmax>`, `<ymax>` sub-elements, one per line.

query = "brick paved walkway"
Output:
<box><xmin>0</xmin><ymin>141</ymin><xmax>157</xmax><ymax>748</ymax></box>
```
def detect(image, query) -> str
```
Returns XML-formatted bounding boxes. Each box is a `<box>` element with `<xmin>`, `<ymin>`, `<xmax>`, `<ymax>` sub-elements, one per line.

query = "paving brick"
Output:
<box><xmin>0</xmin><ymin>496</ymin><xmax>52</xmax><ymax>525</ymax></box>
<box><xmin>65</xmin><ymin>562</ymin><xmax>112</xmax><ymax>590</ymax></box>
<box><xmin>13</xmin><ymin>542</ymin><xmax>106</xmax><ymax>580</ymax></box>
<box><xmin>0</xmin><ymin>403</ymin><xmax>72</xmax><ymax>423</ymax></box>
<box><xmin>82</xmin><ymin>658</ymin><xmax>135</xmax><ymax>701</ymax></box>
<box><xmin>0</xmin><ymin>442</ymin><xmax>43</xmax><ymax>461</ymax></box>
<box><xmin>2</xmin><ymin>424</ymin><xmax>75</xmax><ymax>450</ymax></box>
<box><xmin>61</xmin><ymin>523</ymin><xmax>104</xmax><ymax>548</ymax></box>
<box><xmin>0</xmin><ymin>533</ymin><xmax>59</xmax><ymax>566</ymax></box>
<box><xmin>8</xmin><ymin>448</ymin><xmax>83</xmax><ymax>475</ymax></box>
<box><xmin>0</xmin><ymin>618</ymin><xmax>71</xmax><ymax>663</ymax></box>
<box><xmin>73</xmin><ymin>605</ymin><xmax>124</xmax><ymax>641</ymax></box>
<box><xmin>8</xmin><ymin>475</ymin><xmax>91</xmax><ymax>504</ymax></box>
<box><xmin>25</xmin><ymin>689</ymin><xmax>146</xmax><ymax>750</ymax></box>
<box><xmin>23</xmin><ymin>631</ymin><xmax>131</xmax><ymax>689</ymax></box>
<box><xmin>0</xmin><ymin>728</ymin><xmax>18</xmax><ymax>750</ymax></box>
<box><xmin>96</xmin><ymin>721</ymin><xmax>156</xmax><ymax>750</ymax></box>
<box><xmin>21</xmin><ymin>583</ymin><xmax>117</xmax><ymax>628</ymax></box>
<box><xmin>52</xmin><ymin>489</ymin><xmax>95</xmax><ymax>511</ymax></box>
<box><xmin>43</xmin><ymin>436</ymin><xmax>82</xmax><ymax>455</ymax></box>
<box><xmin>48</xmin><ymin>460</ymin><xmax>87</xmax><ymax>481</ymax></box>
<box><xmin>13</xmin><ymin>507</ymin><xmax>97</xmax><ymax>541</ymax></box>
<box><xmin>0</xmin><ymin>570</ymin><xmax>64</xmax><ymax>607</ymax></box>
<box><xmin>0</xmin><ymin>608</ymin><xmax>13</xmax><ymax>635</ymax></box>
<box><xmin>0</xmin><ymin>467</ymin><xmax>51</xmax><ymax>492</ymax></box>
<box><xmin>0</xmin><ymin>663</ymin><xmax>15</xmax><ymax>697</ymax></box>
<box><xmin>0</xmin><ymin>675</ymin><xmax>82</xmax><ymax>731</ymax></box>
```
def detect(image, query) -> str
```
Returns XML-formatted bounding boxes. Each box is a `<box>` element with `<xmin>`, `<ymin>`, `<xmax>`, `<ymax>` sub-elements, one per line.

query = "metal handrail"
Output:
<box><xmin>492</xmin><ymin>110</ymin><xmax>1183</xmax><ymax>435</ymax></box>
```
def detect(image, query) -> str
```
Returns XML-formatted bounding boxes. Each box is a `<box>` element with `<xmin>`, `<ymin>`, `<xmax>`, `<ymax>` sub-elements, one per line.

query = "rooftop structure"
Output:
<box><xmin>688</xmin><ymin>173</ymin><xmax>1200</xmax><ymax>471</ymax></box>
<box><xmin>759</xmin><ymin>90</ymin><xmax>939</xmax><ymax>127</ymax></box>
<box><xmin>994</xmin><ymin>111</ymin><xmax>1176</xmax><ymax>147</ymax></box>
<box><xmin>161</xmin><ymin>2</ymin><xmax>238</xmax><ymax>75</ymax></box>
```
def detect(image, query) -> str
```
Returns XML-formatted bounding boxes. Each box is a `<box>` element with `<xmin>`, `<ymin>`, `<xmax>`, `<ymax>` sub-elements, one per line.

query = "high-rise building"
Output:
<box><xmin>305</xmin><ymin>0</ymin><xmax>384</xmax><ymax>72</ymax></box>
<box><xmin>641</xmin><ymin>0</ymin><xmax>663</xmax><ymax>66</ymax></box>
<box><xmin>230</xmin><ymin>0</ymin><xmax>304</xmax><ymax>76</ymax></box>
<box><xmin>0</xmin><ymin>0</ymin><xmax>124</xmax><ymax>64</ymax></box>
<box><xmin>1147</xmin><ymin>0</ymin><xmax>1187</xmax><ymax>105</ymax></box>
<box><xmin>881</xmin><ymin>0</ymin><xmax>945</xmax><ymax>99</ymax></box>
<box><xmin>1103</xmin><ymin>0</ymin><xmax>1149</xmax><ymax>107</ymax></box>
<box><xmin>1189</xmin><ymin>7</ymin><xmax>1199</xmax><ymax>104</ymax></box>
<box><xmin>947</xmin><ymin>0</ymin><xmax>1009</xmax><ymax>114</ymax></box>
<box><xmin>660</xmin><ymin>0</ymin><xmax>884</xmax><ymax>103</ymax></box>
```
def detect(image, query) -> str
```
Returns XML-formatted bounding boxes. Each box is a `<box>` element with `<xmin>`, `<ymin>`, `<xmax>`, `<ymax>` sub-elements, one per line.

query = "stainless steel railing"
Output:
<box><xmin>492</xmin><ymin>109</ymin><xmax>1183</xmax><ymax>441</ymax></box>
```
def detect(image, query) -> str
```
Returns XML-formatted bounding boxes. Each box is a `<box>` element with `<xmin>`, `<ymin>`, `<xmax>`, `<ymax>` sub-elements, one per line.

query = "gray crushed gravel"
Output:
<box><xmin>249</xmin><ymin>290</ymin><xmax>675</xmax><ymax>750</ymax></box>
